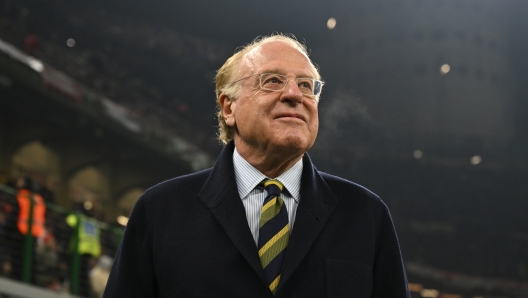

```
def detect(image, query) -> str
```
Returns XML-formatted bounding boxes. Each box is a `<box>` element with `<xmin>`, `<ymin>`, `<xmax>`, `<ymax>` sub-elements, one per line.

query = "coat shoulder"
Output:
<box><xmin>141</xmin><ymin>168</ymin><xmax>212</xmax><ymax>204</ymax></box>
<box><xmin>318</xmin><ymin>171</ymin><xmax>386</xmax><ymax>209</ymax></box>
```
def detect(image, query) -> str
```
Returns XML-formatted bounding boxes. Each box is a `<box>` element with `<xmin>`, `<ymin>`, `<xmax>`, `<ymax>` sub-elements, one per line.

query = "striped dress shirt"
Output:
<box><xmin>233</xmin><ymin>148</ymin><xmax>302</xmax><ymax>246</ymax></box>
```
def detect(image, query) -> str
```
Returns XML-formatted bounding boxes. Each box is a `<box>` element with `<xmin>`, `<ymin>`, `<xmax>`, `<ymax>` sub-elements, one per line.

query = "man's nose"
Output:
<box><xmin>280</xmin><ymin>79</ymin><xmax>303</xmax><ymax>105</ymax></box>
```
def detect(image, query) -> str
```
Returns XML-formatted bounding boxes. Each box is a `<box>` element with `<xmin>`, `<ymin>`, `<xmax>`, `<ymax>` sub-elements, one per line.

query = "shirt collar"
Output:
<box><xmin>233</xmin><ymin>147</ymin><xmax>302</xmax><ymax>203</ymax></box>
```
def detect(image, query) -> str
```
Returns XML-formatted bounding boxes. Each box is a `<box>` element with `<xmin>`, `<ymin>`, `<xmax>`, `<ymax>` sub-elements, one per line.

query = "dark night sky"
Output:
<box><xmin>94</xmin><ymin>0</ymin><xmax>528</xmax><ymax>150</ymax></box>
<box><xmin>100</xmin><ymin>0</ymin><xmax>528</xmax><ymax>49</ymax></box>
<box><xmin>99</xmin><ymin>0</ymin><xmax>340</xmax><ymax>46</ymax></box>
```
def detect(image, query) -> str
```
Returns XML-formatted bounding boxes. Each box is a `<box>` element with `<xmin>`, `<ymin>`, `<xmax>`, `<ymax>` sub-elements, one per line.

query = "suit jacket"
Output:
<box><xmin>104</xmin><ymin>142</ymin><xmax>410</xmax><ymax>298</ymax></box>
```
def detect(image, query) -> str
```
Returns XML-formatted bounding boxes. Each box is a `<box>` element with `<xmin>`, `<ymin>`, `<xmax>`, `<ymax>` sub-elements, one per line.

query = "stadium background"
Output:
<box><xmin>0</xmin><ymin>0</ymin><xmax>527</xmax><ymax>297</ymax></box>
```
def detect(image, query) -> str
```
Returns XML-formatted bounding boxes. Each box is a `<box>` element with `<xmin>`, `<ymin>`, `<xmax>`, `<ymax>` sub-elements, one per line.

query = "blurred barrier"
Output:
<box><xmin>0</xmin><ymin>276</ymin><xmax>81</xmax><ymax>298</ymax></box>
<box><xmin>0</xmin><ymin>183</ymin><xmax>123</xmax><ymax>297</ymax></box>
<box><xmin>406</xmin><ymin>262</ymin><xmax>528</xmax><ymax>296</ymax></box>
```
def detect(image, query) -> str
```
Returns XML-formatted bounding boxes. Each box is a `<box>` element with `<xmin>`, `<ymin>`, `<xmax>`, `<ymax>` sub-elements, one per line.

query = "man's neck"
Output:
<box><xmin>234</xmin><ymin>142</ymin><xmax>304</xmax><ymax>178</ymax></box>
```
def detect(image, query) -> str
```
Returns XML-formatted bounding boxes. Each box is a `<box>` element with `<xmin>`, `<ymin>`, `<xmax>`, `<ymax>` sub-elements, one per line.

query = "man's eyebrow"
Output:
<box><xmin>261</xmin><ymin>68</ymin><xmax>315</xmax><ymax>79</ymax></box>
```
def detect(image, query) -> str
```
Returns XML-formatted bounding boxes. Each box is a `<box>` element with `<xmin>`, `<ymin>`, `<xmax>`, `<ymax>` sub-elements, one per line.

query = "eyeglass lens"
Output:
<box><xmin>260</xmin><ymin>73</ymin><xmax>322</xmax><ymax>96</ymax></box>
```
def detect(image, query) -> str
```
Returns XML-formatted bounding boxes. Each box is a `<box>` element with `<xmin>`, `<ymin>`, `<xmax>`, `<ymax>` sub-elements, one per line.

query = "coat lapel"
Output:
<box><xmin>197</xmin><ymin>142</ymin><xmax>267</xmax><ymax>284</ymax></box>
<box><xmin>277</xmin><ymin>153</ymin><xmax>339</xmax><ymax>292</ymax></box>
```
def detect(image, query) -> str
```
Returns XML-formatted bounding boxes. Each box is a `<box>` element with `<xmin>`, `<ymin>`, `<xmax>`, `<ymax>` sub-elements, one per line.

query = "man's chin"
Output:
<box><xmin>271</xmin><ymin>136</ymin><xmax>313</xmax><ymax>155</ymax></box>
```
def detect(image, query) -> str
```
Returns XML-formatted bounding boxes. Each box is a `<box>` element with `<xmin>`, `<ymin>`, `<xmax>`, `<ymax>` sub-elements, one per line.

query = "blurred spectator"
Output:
<box><xmin>89</xmin><ymin>255</ymin><xmax>113</xmax><ymax>298</ymax></box>
<box><xmin>34</xmin><ymin>226</ymin><xmax>60</xmax><ymax>290</ymax></box>
<box><xmin>0</xmin><ymin>184</ymin><xmax>20</xmax><ymax>281</ymax></box>
<box><xmin>15</xmin><ymin>177</ymin><xmax>46</xmax><ymax>238</ymax></box>
<box><xmin>67</xmin><ymin>210</ymin><xmax>101</xmax><ymax>297</ymax></box>
<box><xmin>0</xmin><ymin>199</ymin><xmax>12</xmax><ymax>243</ymax></box>
<box><xmin>23</xmin><ymin>34</ymin><xmax>39</xmax><ymax>55</ymax></box>
<box><xmin>0</xmin><ymin>254</ymin><xmax>12</xmax><ymax>278</ymax></box>
<box><xmin>14</xmin><ymin>176</ymin><xmax>37</xmax><ymax>192</ymax></box>
<box><xmin>0</xmin><ymin>200</ymin><xmax>14</xmax><ymax>278</ymax></box>
<box><xmin>57</xmin><ymin>259</ymin><xmax>70</xmax><ymax>292</ymax></box>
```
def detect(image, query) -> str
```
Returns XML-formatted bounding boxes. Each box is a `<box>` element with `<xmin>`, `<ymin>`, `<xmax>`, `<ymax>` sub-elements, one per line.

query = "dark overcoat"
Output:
<box><xmin>103</xmin><ymin>142</ymin><xmax>410</xmax><ymax>298</ymax></box>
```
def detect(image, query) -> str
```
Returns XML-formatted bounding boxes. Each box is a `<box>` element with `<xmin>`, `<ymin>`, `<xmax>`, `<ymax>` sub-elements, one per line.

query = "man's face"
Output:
<box><xmin>225</xmin><ymin>41</ymin><xmax>319</xmax><ymax>157</ymax></box>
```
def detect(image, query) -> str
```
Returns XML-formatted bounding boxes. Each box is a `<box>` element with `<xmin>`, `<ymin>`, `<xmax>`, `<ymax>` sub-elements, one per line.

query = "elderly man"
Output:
<box><xmin>104</xmin><ymin>34</ymin><xmax>410</xmax><ymax>298</ymax></box>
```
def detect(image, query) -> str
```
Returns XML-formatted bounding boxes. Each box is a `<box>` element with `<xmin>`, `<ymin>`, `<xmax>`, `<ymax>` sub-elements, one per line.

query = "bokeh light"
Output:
<box><xmin>440</xmin><ymin>64</ymin><xmax>451</xmax><ymax>75</ymax></box>
<box><xmin>67</xmin><ymin>38</ymin><xmax>76</xmax><ymax>47</ymax></box>
<box><xmin>327</xmin><ymin>17</ymin><xmax>336</xmax><ymax>29</ymax></box>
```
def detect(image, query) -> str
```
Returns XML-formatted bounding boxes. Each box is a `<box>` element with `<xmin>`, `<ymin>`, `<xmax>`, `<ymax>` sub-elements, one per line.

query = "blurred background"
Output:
<box><xmin>0</xmin><ymin>0</ymin><xmax>527</xmax><ymax>297</ymax></box>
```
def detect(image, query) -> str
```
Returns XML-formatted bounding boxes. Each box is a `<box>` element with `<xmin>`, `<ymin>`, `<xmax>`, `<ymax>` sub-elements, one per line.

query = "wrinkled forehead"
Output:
<box><xmin>240</xmin><ymin>41</ymin><xmax>320</xmax><ymax>79</ymax></box>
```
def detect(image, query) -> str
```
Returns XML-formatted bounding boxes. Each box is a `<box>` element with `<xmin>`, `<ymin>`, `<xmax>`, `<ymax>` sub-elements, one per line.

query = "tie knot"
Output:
<box><xmin>262</xmin><ymin>179</ymin><xmax>283</xmax><ymax>197</ymax></box>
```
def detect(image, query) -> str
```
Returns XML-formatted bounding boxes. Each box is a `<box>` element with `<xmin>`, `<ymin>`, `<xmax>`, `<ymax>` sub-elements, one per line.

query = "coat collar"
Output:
<box><xmin>198</xmin><ymin>141</ymin><xmax>339</xmax><ymax>295</ymax></box>
<box><xmin>277</xmin><ymin>150</ymin><xmax>339</xmax><ymax>294</ymax></box>
<box><xmin>198</xmin><ymin>141</ymin><xmax>266</xmax><ymax>284</ymax></box>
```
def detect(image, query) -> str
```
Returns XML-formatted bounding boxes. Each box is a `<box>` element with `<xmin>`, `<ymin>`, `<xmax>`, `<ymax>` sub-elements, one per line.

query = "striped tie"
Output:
<box><xmin>258</xmin><ymin>179</ymin><xmax>289</xmax><ymax>296</ymax></box>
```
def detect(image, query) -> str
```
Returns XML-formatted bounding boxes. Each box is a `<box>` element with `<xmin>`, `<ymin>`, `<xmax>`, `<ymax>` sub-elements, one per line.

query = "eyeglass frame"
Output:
<box><xmin>227</xmin><ymin>73</ymin><xmax>325</xmax><ymax>99</ymax></box>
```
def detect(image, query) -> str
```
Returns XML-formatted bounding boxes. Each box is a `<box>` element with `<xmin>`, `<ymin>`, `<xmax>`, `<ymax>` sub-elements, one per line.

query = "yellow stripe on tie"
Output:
<box><xmin>259</xmin><ymin>231</ymin><xmax>289</xmax><ymax>268</ymax></box>
<box><xmin>259</xmin><ymin>197</ymin><xmax>284</xmax><ymax>228</ymax></box>
<box><xmin>269</xmin><ymin>275</ymin><xmax>281</xmax><ymax>294</ymax></box>
<box><xmin>258</xmin><ymin>225</ymin><xmax>289</xmax><ymax>257</ymax></box>
<box><xmin>263</xmin><ymin>180</ymin><xmax>284</xmax><ymax>191</ymax></box>
<box><xmin>261</xmin><ymin>197</ymin><xmax>277</xmax><ymax>213</ymax></box>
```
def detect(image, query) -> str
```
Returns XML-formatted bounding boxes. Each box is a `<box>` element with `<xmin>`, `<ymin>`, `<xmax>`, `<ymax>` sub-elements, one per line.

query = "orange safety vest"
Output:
<box><xmin>16</xmin><ymin>189</ymin><xmax>46</xmax><ymax>237</ymax></box>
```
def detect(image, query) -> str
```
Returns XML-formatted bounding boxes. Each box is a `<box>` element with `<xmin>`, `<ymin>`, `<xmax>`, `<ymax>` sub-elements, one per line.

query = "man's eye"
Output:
<box><xmin>262</xmin><ymin>76</ymin><xmax>285</xmax><ymax>89</ymax></box>
<box><xmin>266</xmin><ymin>77</ymin><xmax>284</xmax><ymax>84</ymax></box>
<box><xmin>299</xmin><ymin>81</ymin><xmax>313</xmax><ymax>91</ymax></box>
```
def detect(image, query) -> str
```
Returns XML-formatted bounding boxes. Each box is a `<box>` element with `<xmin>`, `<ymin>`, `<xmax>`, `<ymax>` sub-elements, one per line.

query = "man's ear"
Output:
<box><xmin>218</xmin><ymin>93</ymin><xmax>236</xmax><ymax>127</ymax></box>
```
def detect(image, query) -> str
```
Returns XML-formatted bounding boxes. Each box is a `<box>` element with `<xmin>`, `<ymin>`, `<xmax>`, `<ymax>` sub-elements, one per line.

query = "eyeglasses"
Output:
<box><xmin>228</xmin><ymin>73</ymin><xmax>324</xmax><ymax>98</ymax></box>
